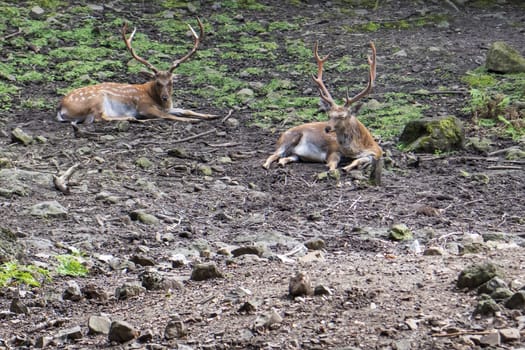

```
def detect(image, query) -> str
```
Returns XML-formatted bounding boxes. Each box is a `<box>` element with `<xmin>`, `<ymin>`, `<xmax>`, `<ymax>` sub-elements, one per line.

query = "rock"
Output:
<box><xmin>30</xmin><ymin>5</ymin><xmax>45</xmax><ymax>19</ymax></box>
<box><xmin>457</xmin><ymin>262</ymin><xmax>501</xmax><ymax>289</ymax></box>
<box><xmin>140</xmin><ymin>270</ymin><xmax>184</xmax><ymax>291</ymax></box>
<box><xmin>82</xmin><ymin>284</ymin><xmax>109</xmax><ymax>302</ymax></box>
<box><xmin>55</xmin><ymin>326</ymin><xmax>83</xmax><ymax>341</ymax></box>
<box><xmin>108</xmin><ymin>320</ymin><xmax>139</xmax><ymax>343</ymax></box>
<box><xmin>304</xmin><ymin>237</ymin><xmax>326</xmax><ymax>250</ymax></box>
<box><xmin>169</xmin><ymin>253</ymin><xmax>189</xmax><ymax>267</ymax></box>
<box><xmin>115</xmin><ymin>282</ymin><xmax>146</xmax><ymax>300</ymax></box>
<box><xmin>486</xmin><ymin>41</ymin><xmax>525</xmax><ymax>73</ymax></box>
<box><xmin>388</xmin><ymin>224</ymin><xmax>413</xmax><ymax>241</ymax></box>
<box><xmin>88</xmin><ymin>315</ymin><xmax>112</xmax><ymax>335</ymax></box>
<box><xmin>231</xmin><ymin>245</ymin><xmax>264</xmax><ymax>257</ymax></box>
<box><xmin>135</xmin><ymin>157</ymin><xmax>153</xmax><ymax>169</ymax></box>
<box><xmin>505</xmin><ymin>148</ymin><xmax>525</xmax><ymax>160</ymax></box>
<box><xmin>478</xmin><ymin>331</ymin><xmax>501</xmax><ymax>347</ymax></box>
<box><xmin>423</xmin><ymin>246</ymin><xmax>444</xmax><ymax>256</ymax></box>
<box><xmin>197</xmin><ymin>164</ymin><xmax>213</xmax><ymax>176</ymax></box>
<box><xmin>474</xmin><ymin>295</ymin><xmax>501</xmax><ymax>316</ymax></box>
<box><xmin>129</xmin><ymin>211</ymin><xmax>159</xmax><ymax>225</ymax></box>
<box><xmin>130</xmin><ymin>254</ymin><xmax>156</xmax><ymax>266</ymax></box>
<box><xmin>298</xmin><ymin>250</ymin><xmax>325</xmax><ymax>263</ymax></box>
<box><xmin>399</xmin><ymin>115</ymin><xmax>464</xmax><ymax>153</ymax></box>
<box><xmin>63</xmin><ymin>280</ymin><xmax>82</xmax><ymax>301</ymax></box>
<box><xmin>224</xmin><ymin>117</ymin><xmax>240</xmax><ymax>128</ymax></box>
<box><xmin>10</xmin><ymin>298</ymin><xmax>28</xmax><ymax>314</ymax></box>
<box><xmin>289</xmin><ymin>271</ymin><xmax>314</xmax><ymax>298</ymax></box>
<box><xmin>0</xmin><ymin>169</ymin><xmax>54</xmax><ymax>197</ymax></box>
<box><xmin>11</xmin><ymin>128</ymin><xmax>33</xmax><ymax>145</ymax></box>
<box><xmin>491</xmin><ymin>287</ymin><xmax>513</xmax><ymax>300</ymax></box>
<box><xmin>477</xmin><ymin>277</ymin><xmax>508</xmax><ymax>295</ymax></box>
<box><xmin>190</xmin><ymin>263</ymin><xmax>224</xmax><ymax>281</ymax></box>
<box><xmin>466</xmin><ymin>136</ymin><xmax>493</xmax><ymax>153</ymax></box>
<box><xmin>167</xmin><ymin>147</ymin><xmax>189</xmax><ymax>158</ymax></box>
<box><xmin>314</xmin><ymin>284</ymin><xmax>332</xmax><ymax>296</ymax></box>
<box><xmin>505</xmin><ymin>291</ymin><xmax>525</xmax><ymax>309</ymax></box>
<box><xmin>253</xmin><ymin>309</ymin><xmax>283</xmax><ymax>331</ymax></box>
<box><xmin>164</xmin><ymin>314</ymin><xmax>187</xmax><ymax>339</ymax></box>
<box><xmin>0</xmin><ymin>226</ymin><xmax>22</xmax><ymax>263</ymax></box>
<box><xmin>238</xmin><ymin>300</ymin><xmax>258</xmax><ymax>313</ymax></box>
<box><xmin>34</xmin><ymin>336</ymin><xmax>54</xmax><ymax>348</ymax></box>
<box><xmin>30</xmin><ymin>201</ymin><xmax>68</xmax><ymax>218</ymax></box>
<box><xmin>499</xmin><ymin>328</ymin><xmax>520</xmax><ymax>343</ymax></box>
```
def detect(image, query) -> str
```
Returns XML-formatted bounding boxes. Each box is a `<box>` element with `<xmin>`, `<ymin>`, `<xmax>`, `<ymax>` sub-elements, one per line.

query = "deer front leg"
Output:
<box><xmin>342</xmin><ymin>156</ymin><xmax>373</xmax><ymax>172</ymax></box>
<box><xmin>139</xmin><ymin>106</ymin><xmax>201</xmax><ymax>122</ymax></box>
<box><xmin>278</xmin><ymin>155</ymin><xmax>299</xmax><ymax>167</ymax></box>
<box><xmin>168</xmin><ymin>108</ymin><xmax>219</xmax><ymax>120</ymax></box>
<box><xmin>326</xmin><ymin>152</ymin><xmax>341</xmax><ymax>171</ymax></box>
<box><xmin>98</xmin><ymin>113</ymin><xmax>144</xmax><ymax>123</ymax></box>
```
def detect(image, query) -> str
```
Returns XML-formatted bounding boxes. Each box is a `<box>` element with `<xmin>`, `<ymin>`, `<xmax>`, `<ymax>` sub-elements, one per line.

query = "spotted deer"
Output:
<box><xmin>263</xmin><ymin>42</ymin><xmax>383</xmax><ymax>185</ymax></box>
<box><xmin>56</xmin><ymin>18</ymin><xmax>217</xmax><ymax>124</ymax></box>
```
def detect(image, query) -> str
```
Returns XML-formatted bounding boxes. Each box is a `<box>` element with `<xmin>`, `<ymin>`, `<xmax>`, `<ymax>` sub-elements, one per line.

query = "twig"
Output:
<box><xmin>1</xmin><ymin>28</ymin><xmax>22</xmax><ymax>41</ymax></box>
<box><xmin>171</xmin><ymin>128</ymin><xmax>216</xmax><ymax>144</ymax></box>
<box><xmin>206</xmin><ymin>141</ymin><xmax>240</xmax><ymax>147</ymax></box>
<box><xmin>410</xmin><ymin>90</ymin><xmax>467</xmax><ymax>96</ymax></box>
<box><xmin>222</xmin><ymin>109</ymin><xmax>234</xmax><ymax>123</ymax></box>
<box><xmin>432</xmin><ymin>330</ymin><xmax>495</xmax><ymax>338</ymax></box>
<box><xmin>53</xmin><ymin>163</ymin><xmax>81</xmax><ymax>194</ymax></box>
<box><xmin>487</xmin><ymin>146</ymin><xmax>521</xmax><ymax>157</ymax></box>
<box><xmin>487</xmin><ymin>165</ymin><xmax>522</xmax><ymax>170</ymax></box>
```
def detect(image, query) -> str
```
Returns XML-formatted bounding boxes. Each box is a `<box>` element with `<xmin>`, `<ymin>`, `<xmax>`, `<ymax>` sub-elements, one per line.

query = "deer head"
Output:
<box><xmin>121</xmin><ymin>18</ymin><xmax>204</xmax><ymax>109</ymax></box>
<box><xmin>312</xmin><ymin>41</ymin><xmax>377</xmax><ymax>135</ymax></box>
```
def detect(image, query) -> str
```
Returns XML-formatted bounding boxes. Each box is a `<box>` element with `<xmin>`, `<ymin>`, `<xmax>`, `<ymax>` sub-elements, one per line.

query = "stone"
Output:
<box><xmin>197</xmin><ymin>164</ymin><xmax>213</xmax><ymax>176</ymax></box>
<box><xmin>289</xmin><ymin>271</ymin><xmax>314</xmax><ymax>298</ymax></box>
<box><xmin>231</xmin><ymin>245</ymin><xmax>264</xmax><ymax>257</ymax></box>
<box><xmin>88</xmin><ymin>315</ymin><xmax>112</xmax><ymax>335</ymax></box>
<box><xmin>11</xmin><ymin>128</ymin><xmax>33</xmax><ymax>145</ymax></box>
<box><xmin>190</xmin><ymin>262</ymin><xmax>224</xmax><ymax>281</ymax></box>
<box><xmin>82</xmin><ymin>284</ymin><xmax>108</xmax><ymax>302</ymax></box>
<box><xmin>135</xmin><ymin>157</ymin><xmax>153</xmax><ymax>169</ymax></box>
<box><xmin>486</xmin><ymin>41</ymin><xmax>525</xmax><ymax>73</ymax></box>
<box><xmin>30</xmin><ymin>201</ymin><xmax>68</xmax><ymax>218</ymax></box>
<box><xmin>0</xmin><ymin>227</ymin><xmax>22</xmax><ymax>263</ymax></box>
<box><xmin>491</xmin><ymin>287</ymin><xmax>513</xmax><ymax>300</ymax></box>
<box><xmin>477</xmin><ymin>276</ymin><xmax>508</xmax><ymax>295</ymax></box>
<box><xmin>167</xmin><ymin>147</ymin><xmax>189</xmax><ymax>158</ymax></box>
<box><xmin>0</xmin><ymin>169</ymin><xmax>54</xmax><ymax>197</ymax></box>
<box><xmin>298</xmin><ymin>250</ymin><xmax>325</xmax><ymax>263</ymax></box>
<box><xmin>115</xmin><ymin>282</ymin><xmax>146</xmax><ymax>300</ymax></box>
<box><xmin>108</xmin><ymin>320</ymin><xmax>139</xmax><ymax>343</ymax></box>
<box><xmin>399</xmin><ymin>115</ymin><xmax>464</xmax><ymax>153</ymax></box>
<box><xmin>499</xmin><ymin>328</ymin><xmax>520</xmax><ymax>343</ymax></box>
<box><xmin>63</xmin><ymin>280</ymin><xmax>82</xmax><ymax>301</ymax></box>
<box><xmin>304</xmin><ymin>237</ymin><xmax>326</xmax><ymax>250</ymax></box>
<box><xmin>423</xmin><ymin>246</ymin><xmax>444</xmax><ymax>256</ymax></box>
<box><xmin>474</xmin><ymin>295</ymin><xmax>501</xmax><ymax>316</ymax></box>
<box><xmin>505</xmin><ymin>291</ymin><xmax>525</xmax><ymax>309</ymax></box>
<box><xmin>164</xmin><ymin>315</ymin><xmax>187</xmax><ymax>339</ymax></box>
<box><xmin>10</xmin><ymin>298</ymin><xmax>28</xmax><ymax>314</ymax></box>
<box><xmin>478</xmin><ymin>331</ymin><xmax>501</xmax><ymax>347</ymax></box>
<box><xmin>388</xmin><ymin>224</ymin><xmax>413</xmax><ymax>241</ymax></box>
<box><xmin>140</xmin><ymin>270</ymin><xmax>184</xmax><ymax>291</ymax></box>
<box><xmin>129</xmin><ymin>211</ymin><xmax>159</xmax><ymax>225</ymax></box>
<box><xmin>314</xmin><ymin>284</ymin><xmax>332</xmax><ymax>296</ymax></box>
<box><xmin>457</xmin><ymin>262</ymin><xmax>501</xmax><ymax>289</ymax></box>
<box><xmin>130</xmin><ymin>254</ymin><xmax>156</xmax><ymax>267</ymax></box>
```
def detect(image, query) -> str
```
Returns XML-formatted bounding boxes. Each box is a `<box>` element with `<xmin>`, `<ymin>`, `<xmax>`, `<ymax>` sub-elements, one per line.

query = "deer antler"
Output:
<box><xmin>122</xmin><ymin>23</ymin><xmax>159</xmax><ymax>74</ymax></box>
<box><xmin>169</xmin><ymin>17</ymin><xmax>204</xmax><ymax>73</ymax></box>
<box><xmin>312</xmin><ymin>41</ymin><xmax>336</xmax><ymax>108</ymax></box>
<box><xmin>344</xmin><ymin>41</ymin><xmax>376</xmax><ymax>107</ymax></box>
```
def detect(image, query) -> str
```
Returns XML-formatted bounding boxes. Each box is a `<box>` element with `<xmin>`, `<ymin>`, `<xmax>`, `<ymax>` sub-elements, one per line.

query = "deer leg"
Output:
<box><xmin>168</xmin><ymin>108</ymin><xmax>219</xmax><ymax>120</ymax></box>
<box><xmin>342</xmin><ymin>156</ymin><xmax>373</xmax><ymax>172</ymax></box>
<box><xmin>278</xmin><ymin>155</ymin><xmax>299</xmax><ymax>166</ymax></box>
<box><xmin>98</xmin><ymin>113</ymin><xmax>143</xmax><ymax>123</ymax></box>
<box><xmin>326</xmin><ymin>152</ymin><xmax>341</xmax><ymax>171</ymax></box>
<box><xmin>263</xmin><ymin>153</ymin><xmax>281</xmax><ymax>169</ymax></box>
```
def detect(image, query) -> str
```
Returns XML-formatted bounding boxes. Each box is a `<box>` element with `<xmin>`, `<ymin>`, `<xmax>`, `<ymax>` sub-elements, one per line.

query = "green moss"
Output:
<box><xmin>0</xmin><ymin>261</ymin><xmax>51</xmax><ymax>287</ymax></box>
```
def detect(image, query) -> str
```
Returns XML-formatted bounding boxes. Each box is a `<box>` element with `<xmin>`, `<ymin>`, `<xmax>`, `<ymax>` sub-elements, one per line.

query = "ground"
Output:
<box><xmin>1</xmin><ymin>1</ymin><xmax>525</xmax><ymax>349</ymax></box>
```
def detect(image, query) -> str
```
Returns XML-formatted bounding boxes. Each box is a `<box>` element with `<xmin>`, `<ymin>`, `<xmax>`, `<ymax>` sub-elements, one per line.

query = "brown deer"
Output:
<box><xmin>56</xmin><ymin>18</ymin><xmax>217</xmax><ymax>124</ymax></box>
<box><xmin>263</xmin><ymin>42</ymin><xmax>383</xmax><ymax>185</ymax></box>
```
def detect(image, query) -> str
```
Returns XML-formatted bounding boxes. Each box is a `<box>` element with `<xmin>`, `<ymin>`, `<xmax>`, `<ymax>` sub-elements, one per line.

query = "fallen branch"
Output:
<box><xmin>487</xmin><ymin>165</ymin><xmax>522</xmax><ymax>170</ymax></box>
<box><xmin>1</xmin><ymin>28</ymin><xmax>22</xmax><ymax>41</ymax></box>
<box><xmin>410</xmin><ymin>90</ymin><xmax>468</xmax><ymax>96</ymax></box>
<box><xmin>53</xmin><ymin>163</ymin><xmax>81</xmax><ymax>194</ymax></box>
<box><xmin>222</xmin><ymin>109</ymin><xmax>234</xmax><ymax>123</ymax></box>
<box><xmin>432</xmin><ymin>330</ymin><xmax>495</xmax><ymax>338</ymax></box>
<box><xmin>171</xmin><ymin>128</ymin><xmax>216</xmax><ymax>144</ymax></box>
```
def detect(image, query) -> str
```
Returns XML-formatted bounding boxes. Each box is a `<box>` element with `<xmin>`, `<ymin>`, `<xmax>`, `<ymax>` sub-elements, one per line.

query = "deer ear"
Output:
<box><xmin>139</xmin><ymin>70</ymin><xmax>155</xmax><ymax>80</ymax></box>
<box><xmin>319</xmin><ymin>98</ymin><xmax>332</xmax><ymax>112</ymax></box>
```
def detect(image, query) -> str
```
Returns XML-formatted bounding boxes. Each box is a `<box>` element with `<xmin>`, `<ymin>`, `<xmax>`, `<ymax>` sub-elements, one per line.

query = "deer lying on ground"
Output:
<box><xmin>263</xmin><ymin>42</ymin><xmax>383</xmax><ymax>185</ymax></box>
<box><xmin>56</xmin><ymin>18</ymin><xmax>217</xmax><ymax>124</ymax></box>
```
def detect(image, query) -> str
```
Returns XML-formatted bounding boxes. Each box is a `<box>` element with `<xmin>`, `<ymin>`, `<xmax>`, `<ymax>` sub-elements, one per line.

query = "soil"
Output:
<box><xmin>1</xmin><ymin>1</ymin><xmax>525</xmax><ymax>349</ymax></box>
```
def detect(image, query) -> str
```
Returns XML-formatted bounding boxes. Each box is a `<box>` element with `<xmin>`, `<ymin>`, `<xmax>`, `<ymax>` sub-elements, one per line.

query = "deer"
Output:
<box><xmin>56</xmin><ymin>18</ymin><xmax>217</xmax><ymax>125</ymax></box>
<box><xmin>263</xmin><ymin>41</ymin><xmax>383</xmax><ymax>185</ymax></box>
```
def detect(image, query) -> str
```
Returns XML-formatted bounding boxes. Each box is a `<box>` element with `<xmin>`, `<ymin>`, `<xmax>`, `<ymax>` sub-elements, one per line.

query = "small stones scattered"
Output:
<box><xmin>190</xmin><ymin>262</ymin><xmax>224</xmax><ymax>281</ymax></box>
<box><xmin>108</xmin><ymin>320</ymin><xmax>139</xmax><ymax>343</ymax></box>
<box><xmin>289</xmin><ymin>271</ymin><xmax>313</xmax><ymax>298</ymax></box>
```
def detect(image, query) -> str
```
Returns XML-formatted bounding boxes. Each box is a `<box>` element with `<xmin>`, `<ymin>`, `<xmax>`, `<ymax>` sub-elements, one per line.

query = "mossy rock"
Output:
<box><xmin>486</xmin><ymin>41</ymin><xmax>525</xmax><ymax>74</ymax></box>
<box><xmin>399</xmin><ymin>115</ymin><xmax>464</xmax><ymax>153</ymax></box>
<box><xmin>457</xmin><ymin>262</ymin><xmax>501</xmax><ymax>290</ymax></box>
<box><xmin>0</xmin><ymin>227</ymin><xmax>23</xmax><ymax>262</ymax></box>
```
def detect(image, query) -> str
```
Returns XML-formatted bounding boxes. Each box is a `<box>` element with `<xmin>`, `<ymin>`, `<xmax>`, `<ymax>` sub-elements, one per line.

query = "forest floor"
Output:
<box><xmin>1</xmin><ymin>1</ymin><xmax>525</xmax><ymax>349</ymax></box>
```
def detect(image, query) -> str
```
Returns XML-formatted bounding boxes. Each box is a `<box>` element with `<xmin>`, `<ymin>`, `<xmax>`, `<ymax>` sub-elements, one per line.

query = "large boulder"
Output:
<box><xmin>486</xmin><ymin>41</ymin><xmax>525</xmax><ymax>73</ymax></box>
<box><xmin>399</xmin><ymin>115</ymin><xmax>464</xmax><ymax>153</ymax></box>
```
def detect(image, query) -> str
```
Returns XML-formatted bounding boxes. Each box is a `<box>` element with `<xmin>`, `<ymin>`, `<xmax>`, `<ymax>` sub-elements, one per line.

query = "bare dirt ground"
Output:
<box><xmin>1</xmin><ymin>1</ymin><xmax>525</xmax><ymax>349</ymax></box>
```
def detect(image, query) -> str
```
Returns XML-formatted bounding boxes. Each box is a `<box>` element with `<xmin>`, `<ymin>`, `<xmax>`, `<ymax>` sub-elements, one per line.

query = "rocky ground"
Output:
<box><xmin>1</xmin><ymin>1</ymin><xmax>525</xmax><ymax>349</ymax></box>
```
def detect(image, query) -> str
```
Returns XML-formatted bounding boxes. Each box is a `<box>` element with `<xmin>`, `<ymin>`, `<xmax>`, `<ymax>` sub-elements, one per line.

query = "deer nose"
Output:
<box><xmin>325</xmin><ymin>126</ymin><xmax>332</xmax><ymax>133</ymax></box>
<box><xmin>161</xmin><ymin>95</ymin><xmax>169</xmax><ymax>101</ymax></box>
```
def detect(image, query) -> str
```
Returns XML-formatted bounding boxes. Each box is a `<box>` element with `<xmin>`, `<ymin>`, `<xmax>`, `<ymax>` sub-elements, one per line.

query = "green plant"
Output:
<box><xmin>0</xmin><ymin>261</ymin><xmax>51</xmax><ymax>287</ymax></box>
<box><xmin>55</xmin><ymin>254</ymin><xmax>89</xmax><ymax>277</ymax></box>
